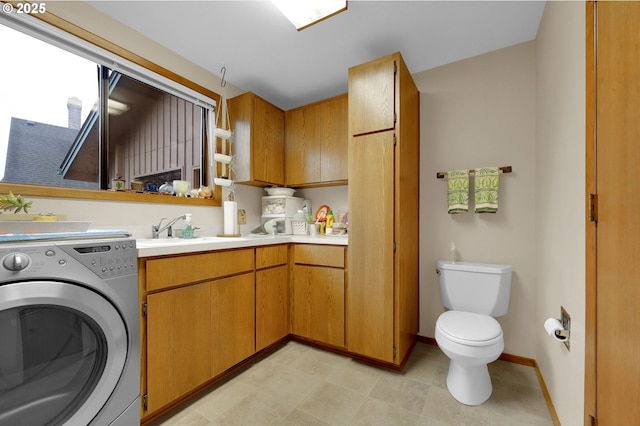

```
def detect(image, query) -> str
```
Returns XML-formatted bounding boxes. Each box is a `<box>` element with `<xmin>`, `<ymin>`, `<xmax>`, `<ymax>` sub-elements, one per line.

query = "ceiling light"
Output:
<box><xmin>272</xmin><ymin>0</ymin><xmax>347</xmax><ymax>31</ymax></box>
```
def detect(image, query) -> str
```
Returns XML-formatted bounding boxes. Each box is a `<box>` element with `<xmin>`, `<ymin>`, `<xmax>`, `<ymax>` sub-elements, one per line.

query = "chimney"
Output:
<box><xmin>67</xmin><ymin>97</ymin><xmax>82</xmax><ymax>130</ymax></box>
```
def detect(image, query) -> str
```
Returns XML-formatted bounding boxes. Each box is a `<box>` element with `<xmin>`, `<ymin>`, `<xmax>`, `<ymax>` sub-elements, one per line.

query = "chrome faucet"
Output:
<box><xmin>152</xmin><ymin>215</ymin><xmax>186</xmax><ymax>239</ymax></box>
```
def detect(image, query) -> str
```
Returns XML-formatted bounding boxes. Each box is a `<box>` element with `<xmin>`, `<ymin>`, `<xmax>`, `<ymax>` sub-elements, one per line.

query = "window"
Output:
<box><xmin>0</xmin><ymin>9</ymin><xmax>219</xmax><ymax>205</ymax></box>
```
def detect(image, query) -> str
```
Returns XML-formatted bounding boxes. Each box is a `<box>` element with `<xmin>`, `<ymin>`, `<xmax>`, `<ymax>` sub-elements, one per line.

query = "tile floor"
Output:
<box><xmin>151</xmin><ymin>341</ymin><xmax>555</xmax><ymax>426</ymax></box>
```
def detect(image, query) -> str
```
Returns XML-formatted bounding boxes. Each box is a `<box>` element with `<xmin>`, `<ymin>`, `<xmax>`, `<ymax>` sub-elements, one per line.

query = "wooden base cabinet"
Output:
<box><xmin>146</xmin><ymin>282</ymin><xmax>211</xmax><ymax>413</ymax></box>
<box><xmin>347</xmin><ymin>52</ymin><xmax>420</xmax><ymax>366</ymax></box>
<box><xmin>211</xmin><ymin>272</ymin><xmax>255</xmax><ymax>376</ymax></box>
<box><xmin>140</xmin><ymin>248</ymin><xmax>255</xmax><ymax>418</ymax></box>
<box><xmin>291</xmin><ymin>245</ymin><xmax>346</xmax><ymax>348</ymax></box>
<box><xmin>256</xmin><ymin>245</ymin><xmax>290</xmax><ymax>351</ymax></box>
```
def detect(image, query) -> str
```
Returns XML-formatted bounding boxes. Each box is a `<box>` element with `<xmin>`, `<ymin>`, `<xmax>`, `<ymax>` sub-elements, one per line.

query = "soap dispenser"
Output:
<box><xmin>183</xmin><ymin>213</ymin><xmax>194</xmax><ymax>239</ymax></box>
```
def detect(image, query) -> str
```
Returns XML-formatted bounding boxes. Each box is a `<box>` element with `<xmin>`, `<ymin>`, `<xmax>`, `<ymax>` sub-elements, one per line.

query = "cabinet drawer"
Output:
<box><xmin>256</xmin><ymin>244</ymin><xmax>288</xmax><ymax>269</ymax></box>
<box><xmin>293</xmin><ymin>245</ymin><xmax>345</xmax><ymax>268</ymax></box>
<box><xmin>146</xmin><ymin>249</ymin><xmax>254</xmax><ymax>292</ymax></box>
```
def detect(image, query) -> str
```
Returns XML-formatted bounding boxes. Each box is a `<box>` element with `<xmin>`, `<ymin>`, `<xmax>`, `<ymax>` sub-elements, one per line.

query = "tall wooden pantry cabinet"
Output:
<box><xmin>347</xmin><ymin>52</ymin><xmax>420</xmax><ymax>366</ymax></box>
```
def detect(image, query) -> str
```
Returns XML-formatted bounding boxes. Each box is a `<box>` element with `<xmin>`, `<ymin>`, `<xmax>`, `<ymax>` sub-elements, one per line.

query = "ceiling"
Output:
<box><xmin>87</xmin><ymin>1</ymin><xmax>546</xmax><ymax>110</ymax></box>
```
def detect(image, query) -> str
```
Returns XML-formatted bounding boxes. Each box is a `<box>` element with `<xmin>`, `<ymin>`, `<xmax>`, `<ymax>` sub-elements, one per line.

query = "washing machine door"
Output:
<box><xmin>0</xmin><ymin>280</ymin><xmax>128</xmax><ymax>426</ymax></box>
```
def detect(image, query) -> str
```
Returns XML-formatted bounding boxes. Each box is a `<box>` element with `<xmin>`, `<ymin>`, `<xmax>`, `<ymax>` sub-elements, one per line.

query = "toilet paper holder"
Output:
<box><xmin>553</xmin><ymin>327</ymin><xmax>570</xmax><ymax>340</ymax></box>
<box><xmin>544</xmin><ymin>306</ymin><xmax>571</xmax><ymax>351</ymax></box>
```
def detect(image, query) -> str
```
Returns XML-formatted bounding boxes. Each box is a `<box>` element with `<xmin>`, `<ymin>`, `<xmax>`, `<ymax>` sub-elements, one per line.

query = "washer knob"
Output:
<box><xmin>3</xmin><ymin>253</ymin><xmax>30</xmax><ymax>271</ymax></box>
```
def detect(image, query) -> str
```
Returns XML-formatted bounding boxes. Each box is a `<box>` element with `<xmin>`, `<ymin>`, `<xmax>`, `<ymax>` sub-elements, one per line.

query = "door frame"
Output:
<box><xmin>584</xmin><ymin>1</ymin><xmax>596</xmax><ymax>424</ymax></box>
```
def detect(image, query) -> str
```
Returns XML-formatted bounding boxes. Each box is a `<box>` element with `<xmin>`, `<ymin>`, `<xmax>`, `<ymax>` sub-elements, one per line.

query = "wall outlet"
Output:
<box><xmin>237</xmin><ymin>209</ymin><xmax>246</xmax><ymax>225</ymax></box>
<box><xmin>561</xmin><ymin>306</ymin><xmax>571</xmax><ymax>351</ymax></box>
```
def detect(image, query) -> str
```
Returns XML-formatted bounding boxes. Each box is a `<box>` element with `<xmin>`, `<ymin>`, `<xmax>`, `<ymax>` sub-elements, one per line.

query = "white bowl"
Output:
<box><xmin>265</xmin><ymin>187</ymin><xmax>295</xmax><ymax>196</ymax></box>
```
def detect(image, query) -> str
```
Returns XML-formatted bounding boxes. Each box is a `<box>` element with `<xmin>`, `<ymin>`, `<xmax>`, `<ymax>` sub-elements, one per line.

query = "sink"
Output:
<box><xmin>136</xmin><ymin>236</ymin><xmax>245</xmax><ymax>247</ymax></box>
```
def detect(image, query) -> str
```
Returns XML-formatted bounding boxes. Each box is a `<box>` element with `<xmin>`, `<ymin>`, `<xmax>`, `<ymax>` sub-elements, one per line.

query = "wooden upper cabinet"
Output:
<box><xmin>348</xmin><ymin>56</ymin><xmax>396</xmax><ymax>136</ymax></box>
<box><xmin>229</xmin><ymin>92</ymin><xmax>285</xmax><ymax>186</ymax></box>
<box><xmin>285</xmin><ymin>103</ymin><xmax>321</xmax><ymax>185</ymax></box>
<box><xmin>285</xmin><ymin>94</ymin><xmax>348</xmax><ymax>186</ymax></box>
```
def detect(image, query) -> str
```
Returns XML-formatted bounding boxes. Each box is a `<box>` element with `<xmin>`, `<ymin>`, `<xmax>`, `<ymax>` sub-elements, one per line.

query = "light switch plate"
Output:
<box><xmin>238</xmin><ymin>209</ymin><xmax>246</xmax><ymax>225</ymax></box>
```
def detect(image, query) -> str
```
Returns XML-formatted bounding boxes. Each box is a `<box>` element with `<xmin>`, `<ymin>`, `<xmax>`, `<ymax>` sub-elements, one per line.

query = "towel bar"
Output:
<box><xmin>436</xmin><ymin>166</ymin><xmax>512</xmax><ymax>179</ymax></box>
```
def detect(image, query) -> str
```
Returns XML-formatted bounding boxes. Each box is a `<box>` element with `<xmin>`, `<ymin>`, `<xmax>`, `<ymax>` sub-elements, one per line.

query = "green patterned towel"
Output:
<box><xmin>447</xmin><ymin>169</ymin><xmax>469</xmax><ymax>214</ymax></box>
<box><xmin>475</xmin><ymin>167</ymin><xmax>500</xmax><ymax>213</ymax></box>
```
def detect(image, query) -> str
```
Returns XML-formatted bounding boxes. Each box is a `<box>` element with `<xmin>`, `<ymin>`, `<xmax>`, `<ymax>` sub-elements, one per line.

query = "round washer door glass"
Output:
<box><xmin>0</xmin><ymin>281</ymin><xmax>128</xmax><ymax>425</ymax></box>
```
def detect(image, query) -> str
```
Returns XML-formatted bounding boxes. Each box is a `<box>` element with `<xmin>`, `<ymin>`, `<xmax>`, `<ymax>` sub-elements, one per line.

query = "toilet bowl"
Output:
<box><xmin>435</xmin><ymin>260</ymin><xmax>512</xmax><ymax>406</ymax></box>
<box><xmin>435</xmin><ymin>310</ymin><xmax>504</xmax><ymax>405</ymax></box>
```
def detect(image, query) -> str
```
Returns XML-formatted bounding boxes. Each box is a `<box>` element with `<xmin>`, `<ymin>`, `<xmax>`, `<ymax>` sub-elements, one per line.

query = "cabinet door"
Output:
<box><xmin>347</xmin><ymin>131</ymin><xmax>395</xmax><ymax>362</ymax></box>
<box><xmin>211</xmin><ymin>272</ymin><xmax>255</xmax><ymax>376</ymax></box>
<box><xmin>320</xmin><ymin>94</ymin><xmax>348</xmax><ymax>182</ymax></box>
<box><xmin>285</xmin><ymin>104</ymin><xmax>321</xmax><ymax>185</ymax></box>
<box><xmin>146</xmin><ymin>282</ymin><xmax>211</xmax><ymax>413</ymax></box>
<box><xmin>348</xmin><ymin>56</ymin><xmax>396</xmax><ymax>136</ymax></box>
<box><xmin>285</xmin><ymin>94</ymin><xmax>348</xmax><ymax>186</ymax></box>
<box><xmin>254</xmin><ymin>96</ymin><xmax>285</xmax><ymax>185</ymax></box>
<box><xmin>229</xmin><ymin>92</ymin><xmax>284</xmax><ymax>186</ymax></box>
<box><xmin>256</xmin><ymin>265</ymin><xmax>290</xmax><ymax>351</ymax></box>
<box><xmin>292</xmin><ymin>265</ymin><xmax>345</xmax><ymax>347</ymax></box>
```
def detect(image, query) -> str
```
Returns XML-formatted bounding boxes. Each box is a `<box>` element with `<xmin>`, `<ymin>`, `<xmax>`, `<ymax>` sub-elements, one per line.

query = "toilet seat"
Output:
<box><xmin>436</xmin><ymin>311</ymin><xmax>503</xmax><ymax>347</ymax></box>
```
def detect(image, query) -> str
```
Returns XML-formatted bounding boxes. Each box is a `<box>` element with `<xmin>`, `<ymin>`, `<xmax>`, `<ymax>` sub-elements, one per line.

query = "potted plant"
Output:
<box><xmin>111</xmin><ymin>176</ymin><xmax>126</xmax><ymax>191</ymax></box>
<box><xmin>0</xmin><ymin>193</ymin><xmax>62</xmax><ymax>221</ymax></box>
<box><xmin>0</xmin><ymin>192</ymin><xmax>33</xmax><ymax>214</ymax></box>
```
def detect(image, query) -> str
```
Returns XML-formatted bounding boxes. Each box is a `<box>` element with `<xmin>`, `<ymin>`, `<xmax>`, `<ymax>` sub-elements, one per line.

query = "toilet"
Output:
<box><xmin>434</xmin><ymin>260</ymin><xmax>513</xmax><ymax>405</ymax></box>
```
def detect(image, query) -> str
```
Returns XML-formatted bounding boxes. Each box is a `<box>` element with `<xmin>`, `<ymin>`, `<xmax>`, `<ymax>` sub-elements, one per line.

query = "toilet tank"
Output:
<box><xmin>437</xmin><ymin>260</ymin><xmax>513</xmax><ymax>317</ymax></box>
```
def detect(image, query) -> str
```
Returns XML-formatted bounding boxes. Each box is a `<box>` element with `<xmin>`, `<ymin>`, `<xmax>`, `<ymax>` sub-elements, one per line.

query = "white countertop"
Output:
<box><xmin>136</xmin><ymin>234</ymin><xmax>348</xmax><ymax>257</ymax></box>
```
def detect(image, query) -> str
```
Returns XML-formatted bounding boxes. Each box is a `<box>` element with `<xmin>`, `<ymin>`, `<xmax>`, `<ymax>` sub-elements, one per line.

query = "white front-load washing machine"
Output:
<box><xmin>0</xmin><ymin>236</ymin><xmax>139</xmax><ymax>425</ymax></box>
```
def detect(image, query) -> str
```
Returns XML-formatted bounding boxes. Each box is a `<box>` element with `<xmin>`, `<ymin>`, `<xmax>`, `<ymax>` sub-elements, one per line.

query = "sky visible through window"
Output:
<box><xmin>0</xmin><ymin>23</ymin><xmax>97</xmax><ymax>178</ymax></box>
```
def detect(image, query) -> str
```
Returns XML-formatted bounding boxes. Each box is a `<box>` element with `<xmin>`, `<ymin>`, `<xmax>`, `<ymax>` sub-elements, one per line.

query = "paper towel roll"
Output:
<box><xmin>544</xmin><ymin>318</ymin><xmax>566</xmax><ymax>341</ymax></box>
<box><xmin>223</xmin><ymin>201</ymin><xmax>238</xmax><ymax>235</ymax></box>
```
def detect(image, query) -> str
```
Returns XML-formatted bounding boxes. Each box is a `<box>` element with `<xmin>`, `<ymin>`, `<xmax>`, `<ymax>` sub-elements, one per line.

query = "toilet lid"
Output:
<box><xmin>436</xmin><ymin>311</ymin><xmax>503</xmax><ymax>346</ymax></box>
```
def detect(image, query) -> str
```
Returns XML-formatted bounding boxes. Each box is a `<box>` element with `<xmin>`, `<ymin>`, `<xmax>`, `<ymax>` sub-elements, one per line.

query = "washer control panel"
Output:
<box><xmin>0</xmin><ymin>238</ymin><xmax>137</xmax><ymax>280</ymax></box>
<box><xmin>63</xmin><ymin>239</ymin><xmax>138</xmax><ymax>279</ymax></box>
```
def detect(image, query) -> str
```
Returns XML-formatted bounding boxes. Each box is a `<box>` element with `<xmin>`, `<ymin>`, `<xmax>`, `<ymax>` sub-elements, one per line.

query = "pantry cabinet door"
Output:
<box><xmin>348</xmin><ymin>56</ymin><xmax>396</xmax><ymax>136</ymax></box>
<box><xmin>146</xmin><ymin>282</ymin><xmax>211</xmax><ymax>413</ymax></box>
<box><xmin>347</xmin><ymin>131</ymin><xmax>395</xmax><ymax>362</ymax></box>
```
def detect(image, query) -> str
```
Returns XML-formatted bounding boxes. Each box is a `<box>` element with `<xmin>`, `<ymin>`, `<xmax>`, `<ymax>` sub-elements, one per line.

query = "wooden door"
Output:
<box><xmin>319</xmin><ymin>94</ymin><xmax>348</xmax><ymax>182</ymax></box>
<box><xmin>146</xmin><ymin>283</ymin><xmax>211</xmax><ymax>413</ymax></box>
<box><xmin>211</xmin><ymin>272</ymin><xmax>255</xmax><ymax>376</ymax></box>
<box><xmin>285</xmin><ymin>103</ymin><xmax>321</xmax><ymax>185</ymax></box>
<box><xmin>347</xmin><ymin>131</ymin><xmax>395</xmax><ymax>362</ymax></box>
<box><xmin>291</xmin><ymin>264</ymin><xmax>345</xmax><ymax>347</ymax></box>
<box><xmin>254</xmin><ymin>96</ymin><xmax>285</xmax><ymax>185</ymax></box>
<box><xmin>348</xmin><ymin>55</ymin><xmax>396</xmax><ymax>136</ymax></box>
<box><xmin>256</xmin><ymin>264</ymin><xmax>290</xmax><ymax>351</ymax></box>
<box><xmin>586</xmin><ymin>2</ymin><xmax>640</xmax><ymax>424</ymax></box>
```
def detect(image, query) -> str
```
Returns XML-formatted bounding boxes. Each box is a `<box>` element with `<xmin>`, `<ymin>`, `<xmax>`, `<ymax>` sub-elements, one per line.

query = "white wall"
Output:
<box><xmin>413</xmin><ymin>42</ymin><xmax>537</xmax><ymax>358</ymax></box>
<box><xmin>535</xmin><ymin>2</ymin><xmax>586</xmax><ymax>424</ymax></box>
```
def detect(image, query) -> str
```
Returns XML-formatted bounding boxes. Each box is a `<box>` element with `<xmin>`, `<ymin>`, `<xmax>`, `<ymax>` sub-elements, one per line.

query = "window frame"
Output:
<box><xmin>0</xmin><ymin>5</ymin><xmax>222</xmax><ymax>206</ymax></box>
